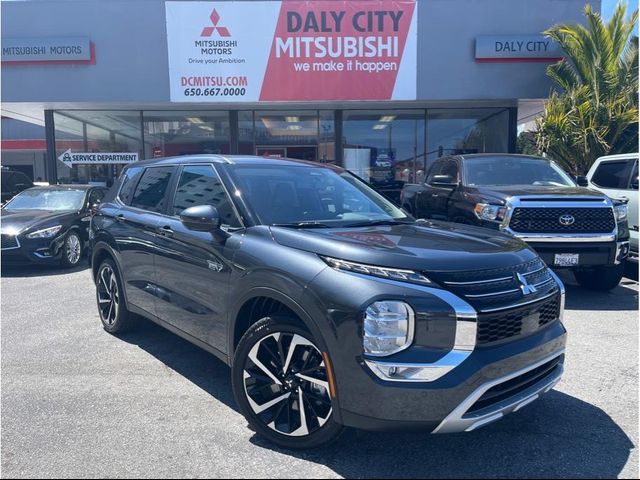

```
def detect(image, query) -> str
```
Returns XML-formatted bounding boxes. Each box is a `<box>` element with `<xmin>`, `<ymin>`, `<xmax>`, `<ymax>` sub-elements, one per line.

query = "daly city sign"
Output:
<box><xmin>475</xmin><ymin>35</ymin><xmax>563</xmax><ymax>62</ymax></box>
<box><xmin>166</xmin><ymin>0</ymin><xmax>417</xmax><ymax>102</ymax></box>
<box><xmin>58</xmin><ymin>149</ymin><xmax>139</xmax><ymax>166</ymax></box>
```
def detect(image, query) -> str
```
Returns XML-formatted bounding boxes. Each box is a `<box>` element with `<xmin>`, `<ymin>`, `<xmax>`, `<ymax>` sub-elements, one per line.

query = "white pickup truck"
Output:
<box><xmin>587</xmin><ymin>153</ymin><xmax>638</xmax><ymax>260</ymax></box>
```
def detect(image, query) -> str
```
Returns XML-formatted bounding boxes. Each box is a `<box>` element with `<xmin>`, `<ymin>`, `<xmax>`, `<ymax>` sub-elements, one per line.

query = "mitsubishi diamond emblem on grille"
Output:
<box><xmin>516</xmin><ymin>272</ymin><xmax>538</xmax><ymax>295</ymax></box>
<box><xmin>559</xmin><ymin>214</ymin><xmax>576</xmax><ymax>226</ymax></box>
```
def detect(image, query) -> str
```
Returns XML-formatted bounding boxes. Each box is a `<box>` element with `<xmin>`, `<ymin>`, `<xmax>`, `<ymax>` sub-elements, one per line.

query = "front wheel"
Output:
<box><xmin>96</xmin><ymin>259</ymin><xmax>135</xmax><ymax>333</ymax></box>
<box><xmin>60</xmin><ymin>231</ymin><xmax>83</xmax><ymax>268</ymax></box>
<box><xmin>574</xmin><ymin>263</ymin><xmax>625</xmax><ymax>291</ymax></box>
<box><xmin>232</xmin><ymin>316</ymin><xmax>343</xmax><ymax>449</ymax></box>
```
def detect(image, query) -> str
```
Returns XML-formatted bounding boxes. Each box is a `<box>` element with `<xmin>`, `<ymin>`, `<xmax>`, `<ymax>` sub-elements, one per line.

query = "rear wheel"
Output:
<box><xmin>574</xmin><ymin>263</ymin><xmax>625</xmax><ymax>291</ymax></box>
<box><xmin>232</xmin><ymin>316</ymin><xmax>343</xmax><ymax>449</ymax></box>
<box><xmin>96</xmin><ymin>259</ymin><xmax>135</xmax><ymax>333</ymax></box>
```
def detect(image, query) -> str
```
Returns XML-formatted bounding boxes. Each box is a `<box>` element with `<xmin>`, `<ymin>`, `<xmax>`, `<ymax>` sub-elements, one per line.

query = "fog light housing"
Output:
<box><xmin>363</xmin><ymin>301</ymin><xmax>415</xmax><ymax>357</ymax></box>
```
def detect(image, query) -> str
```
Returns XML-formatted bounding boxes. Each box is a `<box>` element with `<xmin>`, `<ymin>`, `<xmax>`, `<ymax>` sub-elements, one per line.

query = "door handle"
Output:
<box><xmin>115</xmin><ymin>214</ymin><xmax>125</xmax><ymax>222</ymax></box>
<box><xmin>431</xmin><ymin>193</ymin><xmax>439</xmax><ymax>198</ymax></box>
<box><xmin>157</xmin><ymin>225</ymin><xmax>174</xmax><ymax>237</ymax></box>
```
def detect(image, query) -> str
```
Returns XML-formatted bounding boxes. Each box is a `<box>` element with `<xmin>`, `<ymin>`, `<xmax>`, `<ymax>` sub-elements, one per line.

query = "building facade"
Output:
<box><xmin>1</xmin><ymin>0</ymin><xmax>598</xmax><ymax>199</ymax></box>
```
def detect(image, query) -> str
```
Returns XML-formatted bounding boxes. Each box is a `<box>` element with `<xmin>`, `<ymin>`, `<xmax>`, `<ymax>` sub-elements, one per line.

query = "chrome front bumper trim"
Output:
<box><xmin>432</xmin><ymin>350</ymin><xmax>565</xmax><ymax>434</ymax></box>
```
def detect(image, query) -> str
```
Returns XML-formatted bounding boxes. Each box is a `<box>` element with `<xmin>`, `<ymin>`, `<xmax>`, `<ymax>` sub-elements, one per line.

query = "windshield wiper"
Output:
<box><xmin>342</xmin><ymin>219</ymin><xmax>413</xmax><ymax>228</ymax></box>
<box><xmin>271</xmin><ymin>222</ymin><xmax>334</xmax><ymax>229</ymax></box>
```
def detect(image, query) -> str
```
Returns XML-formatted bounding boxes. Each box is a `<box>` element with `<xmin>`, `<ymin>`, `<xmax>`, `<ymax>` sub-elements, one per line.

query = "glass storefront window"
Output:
<box><xmin>426</xmin><ymin>108</ymin><xmax>510</xmax><ymax>165</ymax></box>
<box><xmin>254</xmin><ymin>111</ymin><xmax>319</xmax><ymax>161</ymax></box>
<box><xmin>143</xmin><ymin>111</ymin><xmax>230</xmax><ymax>158</ymax></box>
<box><xmin>318</xmin><ymin>111</ymin><xmax>336</xmax><ymax>165</ymax></box>
<box><xmin>343</xmin><ymin>110</ymin><xmax>425</xmax><ymax>202</ymax></box>
<box><xmin>54</xmin><ymin>111</ymin><xmax>143</xmax><ymax>186</ymax></box>
<box><xmin>238</xmin><ymin>111</ymin><xmax>254</xmax><ymax>155</ymax></box>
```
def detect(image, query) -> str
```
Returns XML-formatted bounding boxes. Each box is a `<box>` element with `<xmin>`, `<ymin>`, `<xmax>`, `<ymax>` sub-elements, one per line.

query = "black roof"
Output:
<box><xmin>131</xmin><ymin>155</ymin><xmax>343</xmax><ymax>170</ymax></box>
<box><xmin>455</xmin><ymin>153</ymin><xmax>547</xmax><ymax>161</ymax></box>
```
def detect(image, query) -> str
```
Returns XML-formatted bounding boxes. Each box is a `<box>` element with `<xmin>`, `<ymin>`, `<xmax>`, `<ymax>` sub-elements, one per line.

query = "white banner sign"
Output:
<box><xmin>165</xmin><ymin>1</ymin><xmax>417</xmax><ymax>102</ymax></box>
<box><xmin>58</xmin><ymin>149</ymin><xmax>139</xmax><ymax>166</ymax></box>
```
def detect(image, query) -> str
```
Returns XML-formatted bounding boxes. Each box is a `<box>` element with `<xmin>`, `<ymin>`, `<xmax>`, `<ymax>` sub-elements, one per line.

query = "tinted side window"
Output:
<box><xmin>173</xmin><ymin>165</ymin><xmax>241</xmax><ymax>228</ymax></box>
<box><xmin>592</xmin><ymin>160</ymin><xmax>633</xmax><ymax>189</ymax></box>
<box><xmin>118</xmin><ymin>166</ymin><xmax>144</xmax><ymax>205</ymax></box>
<box><xmin>130</xmin><ymin>167</ymin><xmax>174</xmax><ymax>213</ymax></box>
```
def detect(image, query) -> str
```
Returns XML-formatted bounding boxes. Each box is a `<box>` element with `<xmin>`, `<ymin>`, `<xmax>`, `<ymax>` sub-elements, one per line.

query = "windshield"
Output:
<box><xmin>3</xmin><ymin>189</ymin><xmax>86</xmax><ymax>211</ymax></box>
<box><xmin>465</xmin><ymin>157</ymin><xmax>575</xmax><ymax>187</ymax></box>
<box><xmin>229</xmin><ymin>164</ymin><xmax>411</xmax><ymax>227</ymax></box>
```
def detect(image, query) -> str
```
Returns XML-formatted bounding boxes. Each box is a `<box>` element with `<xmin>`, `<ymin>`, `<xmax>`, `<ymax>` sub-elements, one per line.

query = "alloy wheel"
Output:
<box><xmin>97</xmin><ymin>265</ymin><xmax>119</xmax><ymax>325</ymax></box>
<box><xmin>66</xmin><ymin>234</ymin><xmax>81</xmax><ymax>264</ymax></box>
<box><xmin>242</xmin><ymin>332</ymin><xmax>332</xmax><ymax>437</ymax></box>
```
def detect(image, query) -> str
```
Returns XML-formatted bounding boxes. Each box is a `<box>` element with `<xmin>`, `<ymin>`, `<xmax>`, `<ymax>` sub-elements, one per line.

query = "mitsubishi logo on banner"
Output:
<box><xmin>201</xmin><ymin>9</ymin><xmax>231</xmax><ymax>37</ymax></box>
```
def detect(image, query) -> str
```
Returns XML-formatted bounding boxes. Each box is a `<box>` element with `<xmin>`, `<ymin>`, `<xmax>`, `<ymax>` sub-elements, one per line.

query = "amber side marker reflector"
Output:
<box><xmin>322</xmin><ymin>352</ymin><xmax>337</xmax><ymax>399</ymax></box>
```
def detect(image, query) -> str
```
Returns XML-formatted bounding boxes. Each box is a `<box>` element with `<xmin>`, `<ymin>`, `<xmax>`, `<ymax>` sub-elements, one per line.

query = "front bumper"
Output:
<box><xmin>338</xmin><ymin>322</ymin><xmax>566</xmax><ymax>432</ymax></box>
<box><xmin>1</xmin><ymin>234</ymin><xmax>66</xmax><ymax>265</ymax></box>
<box><xmin>527</xmin><ymin>240</ymin><xmax>629</xmax><ymax>267</ymax></box>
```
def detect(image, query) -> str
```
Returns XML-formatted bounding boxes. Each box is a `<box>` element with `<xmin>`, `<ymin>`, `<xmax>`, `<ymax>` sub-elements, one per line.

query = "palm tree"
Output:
<box><xmin>536</xmin><ymin>2</ymin><xmax>638</xmax><ymax>175</ymax></box>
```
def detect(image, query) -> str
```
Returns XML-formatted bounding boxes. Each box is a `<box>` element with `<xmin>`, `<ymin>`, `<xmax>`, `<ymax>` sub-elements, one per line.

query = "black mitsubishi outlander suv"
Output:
<box><xmin>90</xmin><ymin>155</ymin><xmax>567</xmax><ymax>448</ymax></box>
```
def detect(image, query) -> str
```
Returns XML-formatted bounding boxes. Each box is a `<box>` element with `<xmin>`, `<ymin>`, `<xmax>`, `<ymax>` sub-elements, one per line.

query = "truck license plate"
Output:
<box><xmin>554</xmin><ymin>253</ymin><xmax>579</xmax><ymax>266</ymax></box>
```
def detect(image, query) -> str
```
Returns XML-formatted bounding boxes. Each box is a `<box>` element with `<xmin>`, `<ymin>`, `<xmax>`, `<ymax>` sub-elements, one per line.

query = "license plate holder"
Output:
<box><xmin>554</xmin><ymin>253</ymin><xmax>579</xmax><ymax>266</ymax></box>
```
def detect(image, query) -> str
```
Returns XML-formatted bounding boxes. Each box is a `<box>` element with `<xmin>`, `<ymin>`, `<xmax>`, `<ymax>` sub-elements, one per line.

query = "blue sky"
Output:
<box><xmin>601</xmin><ymin>0</ymin><xmax>632</xmax><ymax>20</ymax></box>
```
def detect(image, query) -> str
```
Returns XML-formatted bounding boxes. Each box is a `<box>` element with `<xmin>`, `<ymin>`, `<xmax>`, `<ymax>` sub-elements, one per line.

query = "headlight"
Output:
<box><xmin>474</xmin><ymin>203</ymin><xmax>507</xmax><ymax>223</ymax></box>
<box><xmin>26</xmin><ymin>225</ymin><xmax>62</xmax><ymax>239</ymax></box>
<box><xmin>614</xmin><ymin>204</ymin><xmax>628</xmax><ymax>222</ymax></box>
<box><xmin>321</xmin><ymin>256</ymin><xmax>434</xmax><ymax>286</ymax></box>
<box><xmin>364</xmin><ymin>301</ymin><xmax>415</xmax><ymax>356</ymax></box>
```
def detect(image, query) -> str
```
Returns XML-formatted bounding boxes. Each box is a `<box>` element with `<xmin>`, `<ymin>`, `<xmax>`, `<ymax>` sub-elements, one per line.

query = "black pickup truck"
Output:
<box><xmin>400</xmin><ymin>154</ymin><xmax>630</xmax><ymax>291</ymax></box>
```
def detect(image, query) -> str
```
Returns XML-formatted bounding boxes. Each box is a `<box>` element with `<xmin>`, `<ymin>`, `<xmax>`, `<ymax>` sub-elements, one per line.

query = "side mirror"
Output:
<box><xmin>430</xmin><ymin>174</ymin><xmax>458</xmax><ymax>188</ymax></box>
<box><xmin>631</xmin><ymin>178</ymin><xmax>638</xmax><ymax>190</ymax></box>
<box><xmin>180</xmin><ymin>205</ymin><xmax>221</xmax><ymax>232</ymax></box>
<box><xmin>576</xmin><ymin>175</ymin><xmax>589</xmax><ymax>187</ymax></box>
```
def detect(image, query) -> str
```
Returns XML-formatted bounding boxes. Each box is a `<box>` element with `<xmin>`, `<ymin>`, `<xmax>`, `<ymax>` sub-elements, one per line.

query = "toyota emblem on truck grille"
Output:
<box><xmin>559</xmin><ymin>214</ymin><xmax>576</xmax><ymax>226</ymax></box>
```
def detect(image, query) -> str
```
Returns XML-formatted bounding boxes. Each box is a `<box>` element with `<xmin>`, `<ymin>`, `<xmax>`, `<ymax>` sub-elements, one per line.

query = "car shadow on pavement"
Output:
<box><xmin>0</xmin><ymin>263</ymin><xmax>90</xmax><ymax>278</ymax></box>
<box><xmin>249</xmin><ymin>391</ymin><xmax>634</xmax><ymax>478</ymax></box>
<box><xmin>116</xmin><ymin>317</ymin><xmax>238</xmax><ymax>412</ymax></box>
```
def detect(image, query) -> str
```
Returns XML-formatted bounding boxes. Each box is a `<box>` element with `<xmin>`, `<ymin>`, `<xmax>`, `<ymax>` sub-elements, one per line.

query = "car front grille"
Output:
<box><xmin>508</xmin><ymin>207</ymin><xmax>615</xmax><ymax>234</ymax></box>
<box><xmin>1</xmin><ymin>234</ymin><xmax>19</xmax><ymax>250</ymax></box>
<box><xmin>476</xmin><ymin>293</ymin><xmax>561</xmax><ymax>345</ymax></box>
<box><xmin>429</xmin><ymin>258</ymin><xmax>562</xmax><ymax>345</ymax></box>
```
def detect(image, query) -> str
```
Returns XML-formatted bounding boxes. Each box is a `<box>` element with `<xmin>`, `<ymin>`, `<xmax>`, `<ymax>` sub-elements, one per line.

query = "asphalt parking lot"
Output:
<box><xmin>1</xmin><ymin>263</ymin><xmax>638</xmax><ymax>479</ymax></box>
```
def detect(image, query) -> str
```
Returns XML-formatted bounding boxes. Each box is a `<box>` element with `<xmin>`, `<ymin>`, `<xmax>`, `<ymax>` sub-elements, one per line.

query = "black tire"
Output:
<box><xmin>574</xmin><ymin>263</ymin><xmax>625</xmax><ymax>291</ymax></box>
<box><xmin>232</xmin><ymin>316</ymin><xmax>344</xmax><ymax>449</ymax></box>
<box><xmin>96</xmin><ymin>258</ymin><xmax>135</xmax><ymax>333</ymax></box>
<box><xmin>60</xmin><ymin>231</ymin><xmax>83</xmax><ymax>268</ymax></box>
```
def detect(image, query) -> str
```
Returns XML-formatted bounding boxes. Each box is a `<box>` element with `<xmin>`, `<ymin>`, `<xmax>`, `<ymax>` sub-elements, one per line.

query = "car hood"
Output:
<box><xmin>468</xmin><ymin>185</ymin><xmax>606</xmax><ymax>203</ymax></box>
<box><xmin>0</xmin><ymin>209</ymin><xmax>77</xmax><ymax>235</ymax></box>
<box><xmin>270</xmin><ymin>221</ymin><xmax>537</xmax><ymax>272</ymax></box>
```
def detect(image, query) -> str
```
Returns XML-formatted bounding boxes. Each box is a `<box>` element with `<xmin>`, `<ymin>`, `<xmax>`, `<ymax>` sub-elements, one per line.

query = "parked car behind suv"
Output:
<box><xmin>1</xmin><ymin>185</ymin><xmax>107</xmax><ymax>267</ymax></box>
<box><xmin>1</xmin><ymin>167</ymin><xmax>33</xmax><ymax>205</ymax></box>
<box><xmin>401</xmin><ymin>154</ymin><xmax>630</xmax><ymax>291</ymax></box>
<box><xmin>91</xmin><ymin>155</ymin><xmax>567</xmax><ymax>448</ymax></box>
<box><xmin>586</xmin><ymin>153</ymin><xmax>638</xmax><ymax>260</ymax></box>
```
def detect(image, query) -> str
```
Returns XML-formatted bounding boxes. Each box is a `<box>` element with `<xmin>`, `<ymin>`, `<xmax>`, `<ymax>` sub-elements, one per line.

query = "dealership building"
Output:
<box><xmin>1</xmin><ymin>0</ymin><xmax>598</xmax><ymax>199</ymax></box>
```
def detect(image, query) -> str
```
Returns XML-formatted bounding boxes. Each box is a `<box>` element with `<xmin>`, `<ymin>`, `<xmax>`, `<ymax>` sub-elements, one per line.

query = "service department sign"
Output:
<box><xmin>2</xmin><ymin>37</ymin><xmax>93</xmax><ymax>63</ymax></box>
<box><xmin>165</xmin><ymin>1</ymin><xmax>418</xmax><ymax>102</ymax></box>
<box><xmin>475</xmin><ymin>35</ymin><xmax>563</xmax><ymax>62</ymax></box>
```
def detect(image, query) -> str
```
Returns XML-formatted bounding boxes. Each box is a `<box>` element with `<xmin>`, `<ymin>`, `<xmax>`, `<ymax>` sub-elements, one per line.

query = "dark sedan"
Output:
<box><xmin>1</xmin><ymin>185</ymin><xmax>107</xmax><ymax>267</ymax></box>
